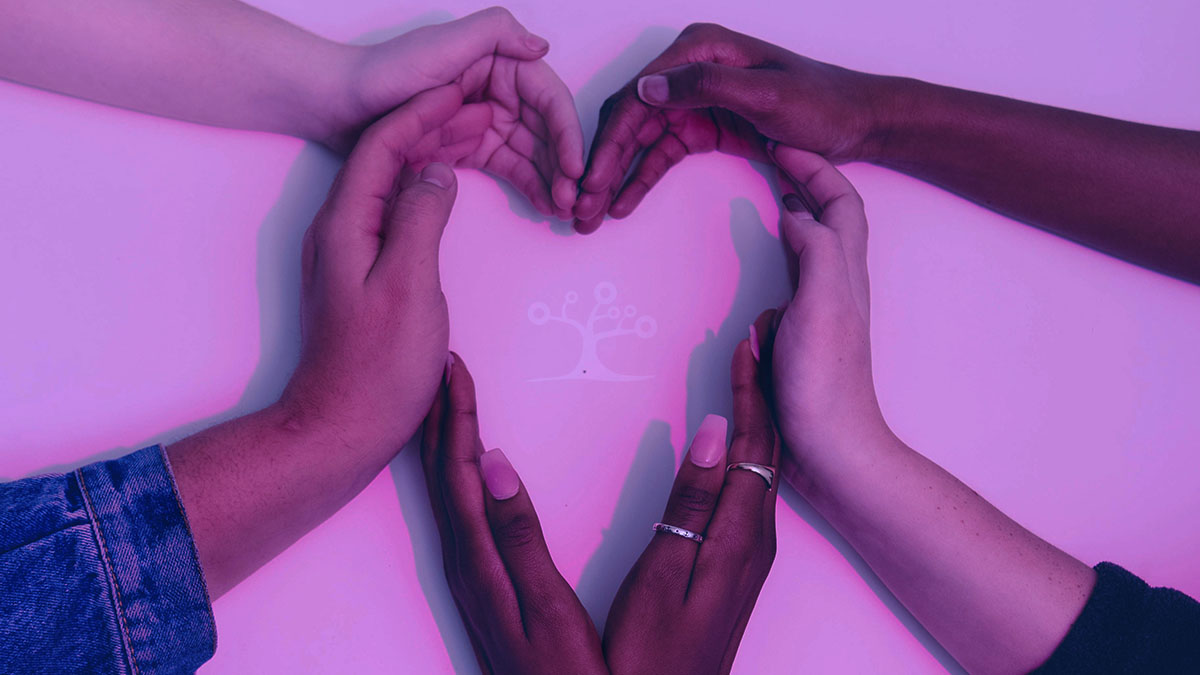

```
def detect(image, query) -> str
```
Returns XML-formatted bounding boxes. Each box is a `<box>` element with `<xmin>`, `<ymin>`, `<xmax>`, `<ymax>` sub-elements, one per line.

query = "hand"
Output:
<box><xmin>574</xmin><ymin>23</ymin><xmax>885</xmax><ymax>233</ymax></box>
<box><xmin>324</xmin><ymin>7</ymin><xmax>584</xmax><ymax>218</ymax></box>
<box><xmin>768</xmin><ymin>145</ymin><xmax>889</xmax><ymax>486</ymax></box>
<box><xmin>281</xmin><ymin>85</ymin><xmax>469</xmax><ymax>462</ymax></box>
<box><xmin>421</xmin><ymin>354</ymin><xmax>607</xmax><ymax>675</ymax></box>
<box><xmin>604</xmin><ymin>322</ymin><xmax>779</xmax><ymax>675</ymax></box>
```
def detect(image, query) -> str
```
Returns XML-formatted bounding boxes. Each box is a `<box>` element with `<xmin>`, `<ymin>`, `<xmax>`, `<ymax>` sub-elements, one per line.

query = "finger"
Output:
<box><xmin>580</xmin><ymin>88</ymin><xmax>649</xmax><ymax>193</ymax></box>
<box><xmin>574</xmin><ymin>120</ymin><xmax>651</xmax><ymax>233</ymax></box>
<box><xmin>420</xmin><ymin>365</ymin><xmax>498</xmax><ymax>674</ymax></box>
<box><xmin>368</xmin><ymin>162</ymin><xmax>457</xmax><ymax>292</ymax></box>
<box><xmin>771</xmin><ymin>145</ymin><xmax>868</xmax><ymax>255</ymax></box>
<box><xmin>516</xmin><ymin>60</ymin><xmax>585</xmax><ymax>206</ymax></box>
<box><xmin>479</xmin><ymin>448</ymin><xmax>578</xmax><ymax>633</ymax></box>
<box><xmin>314</xmin><ymin>85</ymin><xmax>463</xmax><ymax>284</ymax></box>
<box><xmin>419</xmin><ymin>7</ymin><xmax>550</xmax><ymax>76</ymax></box>
<box><xmin>638</xmin><ymin>414</ymin><xmax>729</xmax><ymax>597</ymax></box>
<box><xmin>773</xmin><ymin>145</ymin><xmax>871</xmax><ymax>319</ymax></box>
<box><xmin>484</xmin><ymin>143</ymin><xmax>558</xmax><ymax>216</ymax></box>
<box><xmin>636</xmin><ymin>61</ymin><xmax>780</xmax><ymax>126</ymax></box>
<box><xmin>609</xmin><ymin>128</ymin><xmax>690</xmax><ymax>219</ymax></box>
<box><xmin>420</xmin><ymin>359</ymin><xmax>458</xmax><ymax>563</ymax></box>
<box><xmin>695</xmin><ymin>336</ymin><xmax>779</xmax><ymax>584</ymax></box>
<box><xmin>439</xmin><ymin>354</ymin><xmax>521</xmax><ymax>626</ymax></box>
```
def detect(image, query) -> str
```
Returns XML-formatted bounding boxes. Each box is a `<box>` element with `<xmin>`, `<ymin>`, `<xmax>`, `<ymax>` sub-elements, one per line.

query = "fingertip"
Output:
<box><xmin>480</xmin><ymin>448</ymin><xmax>521</xmax><ymax>500</ymax></box>
<box><xmin>637</xmin><ymin>75</ymin><xmax>669</xmax><ymax>106</ymax></box>
<box><xmin>523</xmin><ymin>33</ymin><xmax>550</xmax><ymax>54</ymax></box>
<box><xmin>689</xmin><ymin>414</ymin><xmax>729</xmax><ymax>468</ymax></box>
<box><xmin>420</xmin><ymin>162</ymin><xmax>457</xmax><ymax>190</ymax></box>
<box><xmin>573</xmin><ymin>217</ymin><xmax>602</xmax><ymax>235</ymax></box>
<box><xmin>552</xmin><ymin>176</ymin><xmax>578</xmax><ymax>212</ymax></box>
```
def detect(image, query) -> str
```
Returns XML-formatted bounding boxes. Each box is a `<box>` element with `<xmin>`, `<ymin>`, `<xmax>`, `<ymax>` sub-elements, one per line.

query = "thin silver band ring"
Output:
<box><xmin>652</xmin><ymin>522</ymin><xmax>704</xmax><ymax>543</ymax></box>
<box><xmin>726</xmin><ymin>462</ymin><xmax>775</xmax><ymax>489</ymax></box>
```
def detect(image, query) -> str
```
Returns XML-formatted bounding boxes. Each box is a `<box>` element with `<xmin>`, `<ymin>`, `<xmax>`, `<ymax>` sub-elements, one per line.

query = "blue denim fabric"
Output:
<box><xmin>0</xmin><ymin>446</ymin><xmax>215</xmax><ymax>674</ymax></box>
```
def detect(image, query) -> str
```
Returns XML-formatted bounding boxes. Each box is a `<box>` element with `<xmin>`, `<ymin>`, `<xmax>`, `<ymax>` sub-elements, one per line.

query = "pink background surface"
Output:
<box><xmin>2</xmin><ymin>1</ymin><xmax>1199</xmax><ymax>672</ymax></box>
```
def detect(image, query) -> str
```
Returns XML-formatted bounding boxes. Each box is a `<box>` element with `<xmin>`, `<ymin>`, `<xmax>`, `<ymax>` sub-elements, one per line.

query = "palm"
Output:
<box><xmin>451</xmin><ymin>55</ymin><xmax>581</xmax><ymax>218</ymax></box>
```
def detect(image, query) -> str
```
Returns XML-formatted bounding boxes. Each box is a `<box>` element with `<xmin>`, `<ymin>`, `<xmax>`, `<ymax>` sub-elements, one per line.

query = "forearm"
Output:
<box><xmin>165</xmin><ymin>398</ymin><xmax>401</xmax><ymax>599</ymax></box>
<box><xmin>863</xmin><ymin>76</ymin><xmax>1200</xmax><ymax>284</ymax></box>
<box><xmin>788</xmin><ymin>428</ymin><xmax>1095</xmax><ymax>675</ymax></box>
<box><xmin>0</xmin><ymin>0</ymin><xmax>359</xmax><ymax>141</ymax></box>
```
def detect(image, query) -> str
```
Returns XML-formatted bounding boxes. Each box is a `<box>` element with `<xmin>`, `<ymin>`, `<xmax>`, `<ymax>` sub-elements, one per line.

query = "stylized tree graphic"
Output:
<box><xmin>527</xmin><ymin>281</ymin><xmax>657</xmax><ymax>381</ymax></box>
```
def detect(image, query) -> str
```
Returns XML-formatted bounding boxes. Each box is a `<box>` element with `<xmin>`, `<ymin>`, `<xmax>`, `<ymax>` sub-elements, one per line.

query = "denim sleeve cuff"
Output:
<box><xmin>76</xmin><ymin>445</ymin><xmax>216</xmax><ymax>673</ymax></box>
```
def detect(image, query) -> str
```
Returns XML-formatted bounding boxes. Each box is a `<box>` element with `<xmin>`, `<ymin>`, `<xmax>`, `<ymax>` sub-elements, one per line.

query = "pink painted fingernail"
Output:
<box><xmin>749</xmin><ymin>324</ymin><xmax>761</xmax><ymax>362</ymax></box>
<box><xmin>480</xmin><ymin>449</ymin><xmax>521</xmax><ymax>500</ymax></box>
<box><xmin>444</xmin><ymin>352</ymin><xmax>455</xmax><ymax>385</ymax></box>
<box><xmin>637</xmin><ymin>75</ymin><xmax>669</xmax><ymax>105</ymax></box>
<box><xmin>689</xmin><ymin>414</ymin><xmax>728</xmax><ymax>468</ymax></box>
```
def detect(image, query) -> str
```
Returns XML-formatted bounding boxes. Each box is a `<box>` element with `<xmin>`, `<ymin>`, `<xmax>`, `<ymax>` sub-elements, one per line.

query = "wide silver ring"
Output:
<box><xmin>652</xmin><ymin>522</ymin><xmax>704</xmax><ymax>543</ymax></box>
<box><xmin>726</xmin><ymin>462</ymin><xmax>775</xmax><ymax>489</ymax></box>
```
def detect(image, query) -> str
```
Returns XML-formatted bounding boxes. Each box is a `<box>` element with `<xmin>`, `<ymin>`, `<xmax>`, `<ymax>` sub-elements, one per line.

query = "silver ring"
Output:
<box><xmin>652</xmin><ymin>522</ymin><xmax>704</xmax><ymax>543</ymax></box>
<box><xmin>726</xmin><ymin>462</ymin><xmax>775</xmax><ymax>489</ymax></box>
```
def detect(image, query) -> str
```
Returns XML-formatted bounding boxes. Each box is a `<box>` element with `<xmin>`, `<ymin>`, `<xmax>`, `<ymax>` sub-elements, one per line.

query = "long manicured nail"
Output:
<box><xmin>637</xmin><ymin>75</ymin><xmax>669</xmax><ymax>105</ymax></box>
<box><xmin>480</xmin><ymin>449</ymin><xmax>520</xmax><ymax>500</ymax></box>
<box><xmin>420</xmin><ymin>163</ymin><xmax>454</xmax><ymax>189</ymax></box>
<box><xmin>689</xmin><ymin>414</ymin><xmax>729</xmax><ymax>468</ymax></box>
<box><xmin>749</xmin><ymin>324</ymin><xmax>761</xmax><ymax>362</ymax></box>
<box><xmin>444</xmin><ymin>352</ymin><xmax>455</xmax><ymax>385</ymax></box>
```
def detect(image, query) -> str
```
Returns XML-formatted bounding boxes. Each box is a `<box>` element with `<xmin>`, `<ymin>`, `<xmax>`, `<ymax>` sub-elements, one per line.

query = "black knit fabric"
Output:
<box><xmin>1033</xmin><ymin>562</ymin><xmax>1200</xmax><ymax>674</ymax></box>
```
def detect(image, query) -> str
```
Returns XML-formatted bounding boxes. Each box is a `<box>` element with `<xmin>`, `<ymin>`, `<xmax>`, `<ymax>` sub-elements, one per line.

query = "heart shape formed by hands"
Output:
<box><xmin>292</xmin><ymin>11</ymin><xmax>884</xmax><ymax>675</ymax></box>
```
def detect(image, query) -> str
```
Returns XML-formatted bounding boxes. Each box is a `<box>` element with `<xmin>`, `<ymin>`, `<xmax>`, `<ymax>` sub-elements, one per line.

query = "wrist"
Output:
<box><xmin>290</xmin><ymin>41</ymin><xmax>367</xmax><ymax>150</ymax></box>
<box><xmin>780</xmin><ymin>415</ymin><xmax>900</xmax><ymax>495</ymax></box>
<box><xmin>854</xmin><ymin>74</ymin><xmax>927</xmax><ymax>164</ymax></box>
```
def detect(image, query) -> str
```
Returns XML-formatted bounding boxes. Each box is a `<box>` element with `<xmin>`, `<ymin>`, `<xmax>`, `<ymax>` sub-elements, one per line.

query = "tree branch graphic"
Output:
<box><xmin>527</xmin><ymin>282</ymin><xmax>657</xmax><ymax>381</ymax></box>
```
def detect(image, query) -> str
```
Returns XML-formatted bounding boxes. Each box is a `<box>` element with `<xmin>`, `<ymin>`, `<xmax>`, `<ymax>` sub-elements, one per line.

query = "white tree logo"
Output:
<box><xmin>527</xmin><ymin>281</ymin><xmax>657</xmax><ymax>381</ymax></box>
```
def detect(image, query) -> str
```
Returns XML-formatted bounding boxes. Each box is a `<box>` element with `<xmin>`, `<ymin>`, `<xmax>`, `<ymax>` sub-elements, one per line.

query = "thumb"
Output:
<box><xmin>780</xmin><ymin>193</ymin><xmax>846</xmax><ymax>296</ymax></box>
<box><xmin>371</xmin><ymin>163</ymin><xmax>458</xmax><ymax>288</ymax></box>
<box><xmin>637</xmin><ymin>61</ymin><xmax>776</xmax><ymax>120</ymax></box>
<box><xmin>422</xmin><ymin>7</ymin><xmax>549</xmax><ymax>73</ymax></box>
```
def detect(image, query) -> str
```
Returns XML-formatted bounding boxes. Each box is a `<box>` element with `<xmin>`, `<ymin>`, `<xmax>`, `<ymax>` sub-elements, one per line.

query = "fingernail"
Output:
<box><xmin>782</xmin><ymin>193</ymin><xmax>806</xmax><ymax>213</ymax></box>
<box><xmin>689</xmin><ymin>414</ymin><xmax>728</xmax><ymax>468</ymax></box>
<box><xmin>444</xmin><ymin>352</ymin><xmax>455</xmax><ymax>385</ymax></box>
<box><xmin>524</xmin><ymin>34</ymin><xmax>549</xmax><ymax>52</ymax></box>
<box><xmin>480</xmin><ymin>449</ymin><xmax>521</xmax><ymax>500</ymax></box>
<box><xmin>637</xmin><ymin>75</ymin><xmax>669</xmax><ymax>105</ymax></box>
<box><xmin>420</xmin><ymin>163</ymin><xmax>454</xmax><ymax>189</ymax></box>
<box><xmin>749</xmin><ymin>324</ymin><xmax>760</xmax><ymax>362</ymax></box>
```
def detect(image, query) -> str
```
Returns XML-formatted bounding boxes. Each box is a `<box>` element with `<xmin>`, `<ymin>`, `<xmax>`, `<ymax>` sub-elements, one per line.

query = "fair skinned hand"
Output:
<box><xmin>767</xmin><ymin>145</ymin><xmax>890</xmax><ymax>485</ymax></box>
<box><xmin>574</xmin><ymin>23</ymin><xmax>884</xmax><ymax>233</ymax></box>
<box><xmin>603</xmin><ymin>322</ymin><xmax>779</xmax><ymax>675</ymax></box>
<box><xmin>280</xmin><ymin>85</ymin><xmax>474</xmax><ymax>466</ymax></box>
<box><xmin>420</xmin><ymin>354</ymin><xmax>608</xmax><ymax>675</ymax></box>
<box><xmin>323</xmin><ymin>7</ymin><xmax>584</xmax><ymax>218</ymax></box>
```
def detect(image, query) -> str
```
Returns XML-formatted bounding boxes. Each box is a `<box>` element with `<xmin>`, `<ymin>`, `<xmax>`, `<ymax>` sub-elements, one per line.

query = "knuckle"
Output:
<box><xmin>670</xmin><ymin>484</ymin><xmax>718</xmax><ymax>519</ymax></box>
<box><xmin>731</xmin><ymin>426</ymin><xmax>775</xmax><ymax>453</ymax></box>
<box><xmin>682</xmin><ymin>22</ymin><xmax>724</xmax><ymax>39</ymax></box>
<box><xmin>676</xmin><ymin>62</ymin><xmax>718</xmax><ymax>99</ymax></box>
<box><xmin>493</xmin><ymin>511</ymin><xmax>542</xmax><ymax>550</ymax></box>
<box><xmin>481</xmin><ymin>6</ymin><xmax>514</xmax><ymax>22</ymax></box>
<box><xmin>631</xmin><ymin>558</ymin><xmax>690</xmax><ymax>594</ymax></box>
